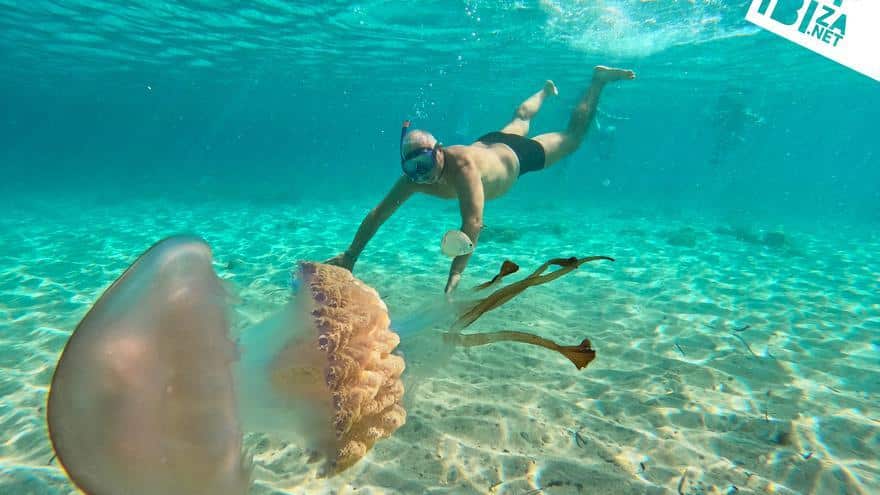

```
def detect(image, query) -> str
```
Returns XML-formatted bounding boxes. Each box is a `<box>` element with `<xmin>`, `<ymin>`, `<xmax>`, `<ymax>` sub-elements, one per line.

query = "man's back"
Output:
<box><xmin>418</xmin><ymin>142</ymin><xmax>519</xmax><ymax>200</ymax></box>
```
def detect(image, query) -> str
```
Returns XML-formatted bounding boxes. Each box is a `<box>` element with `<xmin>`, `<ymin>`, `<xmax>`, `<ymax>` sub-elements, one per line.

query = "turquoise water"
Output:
<box><xmin>1</xmin><ymin>1</ymin><xmax>878</xmax><ymax>494</ymax></box>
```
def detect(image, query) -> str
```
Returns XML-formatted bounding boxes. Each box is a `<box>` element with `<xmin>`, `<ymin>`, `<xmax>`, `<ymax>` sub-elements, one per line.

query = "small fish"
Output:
<box><xmin>675</xmin><ymin>342</ymin><xmax>685</xmax><ymax>356</ymax></box>
<box><xmin>572</xmin><ymin>430</ymin><xmax>587</xmax><ymax>449</ymax></box>
<box><xmin>441</xmin><ymin>230</ymin><xmax>474</xmax><ymax>257</ymax></box>
<box><xmin>731</xmin><ymin>333</ymin><xmax>759</xmax><ymax>358</ymax></box>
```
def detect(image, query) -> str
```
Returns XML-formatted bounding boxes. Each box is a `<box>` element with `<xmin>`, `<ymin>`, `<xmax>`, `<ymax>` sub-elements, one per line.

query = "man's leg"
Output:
<box><xmin>533</xmin><ymin>66</ymin><xmax>635</xmax><ymax>167</ymax></box>
<box><xmin>499</xmin><ymin>80</ymin><xmax>558</xmax><ymax>137</ymax></box>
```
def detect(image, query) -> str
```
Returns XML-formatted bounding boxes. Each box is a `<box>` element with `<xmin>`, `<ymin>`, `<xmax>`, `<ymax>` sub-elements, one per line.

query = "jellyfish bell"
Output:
<box><xmin>46</xmin><ymin>236</ymin><xmax>252</xmax><ymax>495</ymax></box>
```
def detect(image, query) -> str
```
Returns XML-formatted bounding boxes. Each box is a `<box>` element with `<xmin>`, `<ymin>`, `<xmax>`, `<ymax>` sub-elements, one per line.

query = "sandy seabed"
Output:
<box><xmin>0</xmin><ymin>196</ymin><xmax>877</xmax><ymax>495</ymax></box>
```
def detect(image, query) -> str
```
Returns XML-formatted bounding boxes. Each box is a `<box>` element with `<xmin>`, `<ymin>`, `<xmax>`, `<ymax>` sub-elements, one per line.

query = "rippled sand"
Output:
<box><xmin>1</xmin><ymin>196</ymin><xmax>877</xmax><ymax>494</ymax></box>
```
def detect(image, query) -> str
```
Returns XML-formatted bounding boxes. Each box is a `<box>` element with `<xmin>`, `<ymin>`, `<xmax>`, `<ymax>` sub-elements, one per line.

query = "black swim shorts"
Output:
<box><xmin>476</xmin><ymin>131</ymin><xmax>546</xmax><ymax>176</ymax></box>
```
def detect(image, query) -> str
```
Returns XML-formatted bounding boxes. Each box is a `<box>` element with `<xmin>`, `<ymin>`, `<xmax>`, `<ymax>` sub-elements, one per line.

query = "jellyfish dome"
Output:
<box><xmin>46</xmin><ymin>237</ymin><xmax>406</xmax><ymax>495</ymax></box>
<box><xmin>46</xmin><ymin>236</ymin><xmax>253</xmax><ymax>495</ymax></box>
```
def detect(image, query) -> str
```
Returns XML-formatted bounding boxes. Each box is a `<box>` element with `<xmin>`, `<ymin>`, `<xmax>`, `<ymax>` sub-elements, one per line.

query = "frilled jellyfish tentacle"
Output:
<box><xmin>443</xmin><ymin>255</ymin><xmax>613</xmax><ymax>370</ymax></box>
<box><xmin>444</xmin><ymin>331</ymin><xmax>597</xmax><ymax>370</ymax></box>
<box><xmin>472</xmin><ymin>260</ymin><xmax>520</xmax><ymax>291</ymax></box>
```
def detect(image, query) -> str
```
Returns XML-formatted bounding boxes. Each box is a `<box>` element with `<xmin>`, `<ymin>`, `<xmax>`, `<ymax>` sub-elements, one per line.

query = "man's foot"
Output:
<box><xmin>544</xmin><ymin>80</ymin><xmax>559</xmax><ymax>97</ymax></box>
<box><xmin>593</xmin><ymin>66</ymin><xmax>636</xmax><ymax>84</ymax></box>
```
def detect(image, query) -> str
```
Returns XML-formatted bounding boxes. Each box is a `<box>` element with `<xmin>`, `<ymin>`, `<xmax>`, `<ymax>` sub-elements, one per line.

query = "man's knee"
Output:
<box><xmin>558</xmin><ymin>131</ymin><xmax>585</xmax><ymax>154</ymax></box>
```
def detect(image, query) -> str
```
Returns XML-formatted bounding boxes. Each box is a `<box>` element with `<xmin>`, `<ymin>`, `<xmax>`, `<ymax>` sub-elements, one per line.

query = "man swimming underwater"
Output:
<box><xmin>327</xmin><ymin>65</ymin><xmax>635</xmax><ymax>294</ymax></box>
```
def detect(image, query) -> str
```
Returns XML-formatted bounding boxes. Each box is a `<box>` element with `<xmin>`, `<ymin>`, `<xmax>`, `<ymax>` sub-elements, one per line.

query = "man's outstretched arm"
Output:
<box><xmin>326</xmin><ymin>176</ymin><xmax>417</xmax><ymax>270</ymax></box>
<box><xmin>445</xmin><ymin>166</ymin><xmax>484</xmax><ymax>293</ymax></box>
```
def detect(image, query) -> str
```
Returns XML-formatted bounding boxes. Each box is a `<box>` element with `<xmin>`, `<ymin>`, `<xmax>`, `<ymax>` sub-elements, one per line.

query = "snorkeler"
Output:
<box><xmin>326</xmin><ymin>65</ymin><xmax>636</xmax><ymax>293</ymax></box>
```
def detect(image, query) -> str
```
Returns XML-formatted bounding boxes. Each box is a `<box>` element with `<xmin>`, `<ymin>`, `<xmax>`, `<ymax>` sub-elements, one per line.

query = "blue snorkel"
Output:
<box><xmin>399</xmin><ymin>119</ymin><xmax>411</xmax><ymax>152</ymax></box>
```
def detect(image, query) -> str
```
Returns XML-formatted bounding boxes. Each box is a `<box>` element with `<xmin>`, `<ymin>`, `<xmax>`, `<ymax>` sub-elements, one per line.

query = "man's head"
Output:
<box><xmin>400</xmin><ymin>123</ymin><xmax>444</xmax><ymax>184</ymax></box>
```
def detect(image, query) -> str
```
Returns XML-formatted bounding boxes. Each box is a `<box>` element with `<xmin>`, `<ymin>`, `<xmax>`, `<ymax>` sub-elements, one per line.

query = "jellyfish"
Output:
<box><xmin>47</xmin><ymin>235</ymin><xmax>611</xmax><ymax>493</ymax></box>
<box><xmin>47</xmin><ymin>236</ymin><xmax>406</xmax><ymax>494</ymax></box>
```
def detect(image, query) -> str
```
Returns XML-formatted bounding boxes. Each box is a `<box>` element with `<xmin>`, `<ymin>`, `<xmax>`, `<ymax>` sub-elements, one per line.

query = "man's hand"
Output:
<box><xmin>444</xmin><ymin>272</ymin><xmax>462</xmax><ymax>295</ymax></box>
<box><xmin>325</xmin><ymin>251</ymin><xmax>355</xmax><ymax>271</ymax></box>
